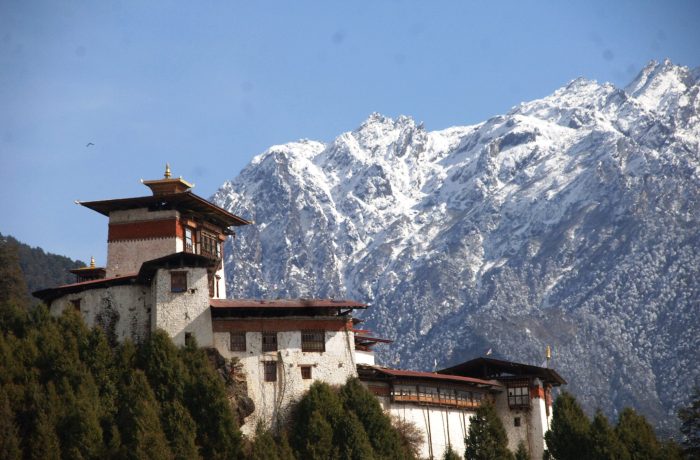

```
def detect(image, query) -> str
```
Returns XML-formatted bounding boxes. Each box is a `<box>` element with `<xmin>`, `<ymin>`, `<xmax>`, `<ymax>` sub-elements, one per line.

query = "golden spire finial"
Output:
<box><xmin>89</xmin><ymin>256</ymin><xmax>96</xmax><ymax>269</ymax></box>
<box><xmin>164</xmin><ymin>163</ymin><xmax>171</xmax><ymax>179</ymax></box>
<box><xmin>546</xmin><ymin>345</ymin><xmax>552</xmax><ymax>362</ymax></box>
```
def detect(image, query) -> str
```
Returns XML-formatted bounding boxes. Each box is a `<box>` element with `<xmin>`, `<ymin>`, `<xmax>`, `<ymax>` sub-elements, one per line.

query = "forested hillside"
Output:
<box><xmin>0</xmin><ymin>233</ymin><xmax>84</xmax><ymax>298</ymax></box>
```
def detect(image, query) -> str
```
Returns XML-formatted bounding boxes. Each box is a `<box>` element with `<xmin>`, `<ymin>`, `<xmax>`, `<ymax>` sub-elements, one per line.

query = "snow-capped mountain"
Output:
<box><xmin>212</xmin><ymin>59</ymin><xmax>700</xmax><ymax>434</ymax></box>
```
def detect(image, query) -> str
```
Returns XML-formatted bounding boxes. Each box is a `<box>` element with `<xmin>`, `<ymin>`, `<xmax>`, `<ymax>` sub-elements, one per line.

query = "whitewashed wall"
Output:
<box><xmin>152</xmin><ymin>267</ymin><xmax>213</xmax><ymax>347</ymax></box>
<box><xmin>50</xmin><ymin>284</ymin><xmax>151</xmax><ymax>343</ymax></box>
<box><xmin>214</xmin><ymin>327</ymin><xmax>357</xmax><ymax>436</ymax></box>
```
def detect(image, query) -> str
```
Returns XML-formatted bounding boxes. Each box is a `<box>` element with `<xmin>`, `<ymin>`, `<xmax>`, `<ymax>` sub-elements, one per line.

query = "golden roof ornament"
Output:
<box><xmin>164</xmin><ymin>163</ymin><xmax>171</xmax><ymax>179</ymax></box>
<box><xmin>89</xmin><ymin>256</ymin><xmax>96</xmax><ymax>269</ymax></box>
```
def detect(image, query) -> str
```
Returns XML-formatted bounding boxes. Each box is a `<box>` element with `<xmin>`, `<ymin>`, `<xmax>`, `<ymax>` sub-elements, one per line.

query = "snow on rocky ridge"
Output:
<box><xmin>213</xmin><ymin>59</ymin><xmax>700</xmax><ymax>434</ymax></box>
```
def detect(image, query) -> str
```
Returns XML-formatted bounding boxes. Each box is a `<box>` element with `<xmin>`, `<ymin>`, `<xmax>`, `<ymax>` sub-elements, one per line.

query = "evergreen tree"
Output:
<box><xmin>615</xmin><ymin>407</ymin><xmax>660</xmax><ymax>460</ymax></box>
<box><xmin>340</xmin><ymin>377</ymin><xmax>410</xmax><ymax>459</ymax></box>
<box><xmin>160</xmin><ymin>401</ymin><xmax>200</xmax><ymax>460</ymax></box>
<box><xmin>290</xmin><ymin>382</ymin><xmax>343</xmax><ymax>459</ymax></box>
<box><xmin>590</xmin><ymin>410</ymin><xmax>629</xmax><ymax>460</ymax></box>
<box><xmin>679</xmin><ymin>386</ymin><xmax>700</xmax><ymax>459</ymax></box>
<box><xmin>544</xmin><ymin>391</ymin><xmax>591</xmax><ymax>460</ymax></box>
<box><xmin>464</xmin><ymin>401</ymin><xmax>513</xmax><ymax>460</ymax></box>
<box><xmin>0</xmin><ymin>392</ymin><xmax>21</xmax><ymax>460</ymax></box>
<box><xmin>116</xmin><ymin>369</ymin><xmax>172</xmax><ymax>460</ymax></box>
<box><xmin>443</xmin><ymin>444</ymin><xmax>462</xmax><ymax>460</ymax></box>
<box><xmin>301</xmin><ymin>409</ymin><xmax>336</xmax><ymax>460</ymax></box>
<box><xmin>181</xmin><ymin>342</ymin><xmax>241</xmax><ymax>460</ymax></box>
<box><xmin>247</xmin><ymin>422</ymin><xmax>283</xmax><ymax>460</ymax></box>
<box><xmin>0</xmin><ymin>236</ymin><xmax>29</xmax><ymax>308</ymax></box>
<box><xmin>513</xmin><ymin>441</ymin><xmax>529</xmax><ymax>460</ymax></box>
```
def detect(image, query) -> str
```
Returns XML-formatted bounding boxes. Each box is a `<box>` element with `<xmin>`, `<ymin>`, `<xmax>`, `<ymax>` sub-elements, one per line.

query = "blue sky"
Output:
<box><xmin>1</xmin><ymin>0</ymin><xmax>699</xmax><ymax>263</ymax></box>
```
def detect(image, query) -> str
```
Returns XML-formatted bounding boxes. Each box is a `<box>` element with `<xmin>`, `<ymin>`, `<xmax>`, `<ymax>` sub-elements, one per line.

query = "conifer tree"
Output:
<box><xmin>181</xmin><ymin>342</ymin><xmax>241</xmax><ymax>460</ymax></box>
<box><xmin>160</xmin><ymin>401</ymin><xmax>200</xmax><ymax>460</ymax></box>
<box><xmin>614</xmin><ymin>407</ymin><xmax>661</xmax><ymax>460</ymax></box>
<box><xmin>299</xmin><ymin>409</ymin><xmax>336</xmax><ymax>460</ymax></box>
<box><xmin>544</xmin><ymin>391</ymin><xmax>591</xmax><ymax>460</ymax></box>
<box><xmin>679</xmin><ymin>386</ymin><xmax>700</xmax><ymax>459</ymax></box>
<box><xmin>116</xmin><ymin>369</ymin><xmax>172</xmax><ymax>460</ymax></box>
<box><xmin>0</xmin><ymin>237</ymin><xmax>29</xmax><ymax>308</ymax></box>
<box><xmin>340</xmin><ymin>377</ymin><xmax>411</xmax><ymax>459</ymax></box>
<box><xmin>590</xmin><ymin>410</ymin><xmax>629</xmax><ymax>460</ymax></box>
<box><xmin>464</xmin><ymin>401</ymin><xmax>513</xmax><ymax>460</ymax></box>
<box><xmin>0</xmin><ymin>392</ymin><xmax>21</xmax><ymax>460</ymax></box>
<box><xmin>443</xmin><ymin>444</ymin><xmax>462</xmax><ymax>460</ymax></box>
<box><xmin>513</xmin><ymin>441</ymin><xmax>529</xmax><ymax>460</ymax></box>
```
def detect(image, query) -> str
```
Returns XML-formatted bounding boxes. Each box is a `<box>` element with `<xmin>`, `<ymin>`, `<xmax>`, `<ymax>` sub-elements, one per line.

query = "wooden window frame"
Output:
<box><xmin>264</xmin><ymin>361</ymin><xmax>277</xmax><ymax>382</ymax></box>
<box><xmin>171</xmin><ymin>271</ymin><xmax>187</xmax><ymax>293</ymax></box>
<box><xmin>507</xmin><ymin>383</ymin><xmax>531</xmax><ymax>409</ymax></box>
<box><xmin>300</xmin><ymin>365</ymin><xmax>312</xmax><ymax>380</ymax></box>
<box><xmin>230</xmin><ymin>332</ymin><xmax>246</xmax><ymax>352</ymax></box>
<box><xmin>262</xmin><ymin>331</ymin><xmax>278</xmax><ymax>352</ymax></box>
<box><xmin>301</xmin><ymin>330</ymin><xmax>325</xmax><ymax>352</ymax></box>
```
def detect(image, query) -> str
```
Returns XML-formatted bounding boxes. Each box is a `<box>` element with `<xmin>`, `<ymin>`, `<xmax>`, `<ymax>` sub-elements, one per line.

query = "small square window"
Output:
<box><xmin>185</xmin><ymin>332</ymin><xmax>193</xmax><ymax>346</ymax></box>
<box><xmin>230</xmin><ymin>332</ymin><xmax>246</xmax><ymax>352</ymax></box>
<box><xmin>264</xmin><ymin>361</ymin><xmax>277</xmax><ymax>382</ymax></box>
<box><xmin>514</xmin><ymin>417</ymin><xmax>521</xmax><ymax>427</ymax></box>
<box><xmin>262</xmin><ymin>331</ymin><xmax>278</xmax><ymax>352</ymax></box>
<box><xmin>70</xmin><ymin>299</ymin><xmax>82</xmax><ymax>311</ymax></box>
<box><xmin>301</xmin><ymin>366</ymin><xmax>312</xmax><ymax>380</ymax></box>
<box><xmin>171</xmin><ymin>271</ymin><xmax>187</xmax><ymax>293</ymax></box>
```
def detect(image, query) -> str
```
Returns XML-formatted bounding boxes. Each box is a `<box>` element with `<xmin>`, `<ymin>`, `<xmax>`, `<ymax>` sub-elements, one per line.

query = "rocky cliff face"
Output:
<box><xmin>213</xmin><ymin>60</ymin><xmax>700</xmax><ymax>434</ymax></box>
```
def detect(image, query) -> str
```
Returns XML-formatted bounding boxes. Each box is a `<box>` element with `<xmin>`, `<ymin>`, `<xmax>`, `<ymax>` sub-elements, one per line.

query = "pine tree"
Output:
<box><xmin>544</xmin><ymin>391</ymin><xmax>591</xmax><ymax>460</ymax></box>
<box><xmin>116</xmin><ymin>369</ymin><xmax>173</xmax><ymax>460</ymax></box>
<box><xmin>590</xmin><ymin>410</ymin><xmax>629</xmax><ymax>460</ymax></box>
<box><xmin>0</xmin><ymin>236</ymin><xmax>29</xmax><ymax>308</ymax></box>
<box><xmin>340</xmin><ymin>377</ymin><xmax>411</xmax><ymax>459</ymax></box>
<box><xmin>181</xmin><ymin>343</ymin><xmax>241</xmax><ymax>460</ymax></box>
<box><xmin>464</xmin><ymin>401</ymin><xmax>513</xmax><ymax>460</ymax></box>
<box><xmin>160</xmin><ymin>401</ymin><xmax>200</xmax><ymax>460</ymax></box>
<box><xmin>513</xmin><ymin>441</ymin><xmax>529</xmax><ymax>460</ymax></box>
<box><xmin>679</xmin><ymin>386</ymin><xmax>700</xmax><ymax>459</ymax></box>
<box><xmin>443</xmin><ymin>444</ymin><xmax>462</xmax><ymax>460</ymax></box>
<box><xmin>615</xmin><ymin>407</ymin><xmax>660</xmax><ymax>460</ymax></box>
<box><xmin>0</xmin><ymin>391</ymin><xmax>21</xmax><ymax>460</ymax></box>
<box><xmin>247</xmin><ymin>422</ymin><xmax>285</xmax><ymax>460</ymax></box>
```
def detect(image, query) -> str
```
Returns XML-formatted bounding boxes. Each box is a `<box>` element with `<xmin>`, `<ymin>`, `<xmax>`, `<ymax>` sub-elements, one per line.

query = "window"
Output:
<box><xmin>262</xmin><ymin>331</ymin><xmax>278</xmax><ymax>352</ymax></box>
<box><xmin>70</xmin><ymin>298</ymin><xmax>81</xmax><ymax>311</ymax></box>
<box><xmin>185</xmin><ymin>332</ymin><xmax>193</xmax><ymax>346</ymax></box>
<box><xmin>264</xmin><ymin>361</ymin><xmax>277</xmax><ymax>382</ymax></box>
<box><xmin>514</xmin><ymin>417</ymin><xmax>521</xmax><ymax>427</ymax></box>
<box><xmin>208</xmin><ymin>273</ymin><xmax>215</xmax><ymax>298</ymax></box>
<box><xmin>507</xmin><ymin>384</ymin><xmax>530</xmax><ymax>409</ymax></box>
<box><xmin>200</xmin><ymin>232</ymin><xmax>221</xmax><ymax>259</ymax></box>
<box><xmin>301</xmin><ymin>330</ymin><xmax>325</xmax><ymax>352</ymax></box>
<box><xmin>171</xmin><ymin>271</ymin><xmax>187</xmax><ymax>293</ymax></box>
<box><xmin>300</xmin><ymin>366</ymin><xmax>312</xmax><ymax>379</ymax></box>
<box><xmin>230</xmin><ymin>332</ymin><xmax>246</xmax><ymax>351</ymax></box>
<box><xmin>184</xmin><ymin>227</ymin><xmax>194</xmax><ymax>253</ymax></box>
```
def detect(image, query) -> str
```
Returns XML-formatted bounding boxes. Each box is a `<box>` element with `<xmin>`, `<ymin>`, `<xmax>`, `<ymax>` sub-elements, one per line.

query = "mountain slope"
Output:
<box><xmin>213</xmin><ymin>59</ymin><xmax>700</xmax><ymax>434</ymax></box>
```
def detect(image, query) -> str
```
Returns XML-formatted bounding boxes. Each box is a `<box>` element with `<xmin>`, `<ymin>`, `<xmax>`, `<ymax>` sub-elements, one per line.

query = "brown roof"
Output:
<box><xmin>358</xmin><ymin>365</ymin><xmax>502</xmax><ymax>389</ymax></box>
<box><xmin>210</xmin><ymin>299</ymin><xmax>367</xmax><ymax>309</ymax></box>
<box><xmin>438</xmin><ymin>357</ymin><xmax>567</xmax><ymax>386</ymax></box>
<box><xmin>33</xmin><ymin>274</ymin><xmax>138</xmax><ymax>303</ymax></box>
<box><xmin>79</xmin><ymin>191</ymin><xmax>250</xmax><ymax>228</ymax></box>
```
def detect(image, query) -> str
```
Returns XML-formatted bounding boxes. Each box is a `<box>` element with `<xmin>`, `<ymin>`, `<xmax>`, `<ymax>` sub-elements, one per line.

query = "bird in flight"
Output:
<box><xmin>86</xmin><ymin>142</ymin><xmax>94</xmax><ymax>147</ymax></box>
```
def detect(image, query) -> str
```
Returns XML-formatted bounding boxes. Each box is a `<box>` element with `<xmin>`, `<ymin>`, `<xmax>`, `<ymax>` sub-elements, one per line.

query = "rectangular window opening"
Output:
<box><xmin>301</xmin><ymin>365</ymin><xmax>312</xmax><ymax>380</ymax></box>
<box><xmin>230</xmin><ymin>332</ymin><xmax>246</xmax><ymax>352</ymax></box>
<box><xmin>514</xmin><ymin>417</ymin><xmax>521</xmax><ymax>427</ymax></box>
<box><xmin>264</xmin><ymin>361</ymin><xmax>277</xmax><ymax>382</ymax></box>
<box><xmin>70</xmin><ymin>298</ymin><xmax>81</xmax><ymax>311</ymax></box>
<box><xmin>262</xmin><ymin>331</ymin><xmax>278</xmax><ymax>352</ymax></box>
<box><xmin>171</xmin><ymin>271</ymin><xmax>187</xmax><ymax>293</ymax></box>
<box><xmin>301</xmin><ymin>330</ymin><xmax>325</xmax><ymax>352</ymax></box>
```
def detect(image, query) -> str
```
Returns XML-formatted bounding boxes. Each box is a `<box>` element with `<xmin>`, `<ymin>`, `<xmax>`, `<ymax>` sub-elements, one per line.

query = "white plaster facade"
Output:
<box><xmin>152</xmin><ymin>267</ymin><xmax>214</xmax><ymax>347</ymax></box>
<box><xmin>50</xmin><ymin>283</ymin><xmax>152</xmax><ymax>343</ymax></box>
<box><xmin>214</xmin><ymin>325</ymin><xmax>358</xmax><ymax>436</ymax></box>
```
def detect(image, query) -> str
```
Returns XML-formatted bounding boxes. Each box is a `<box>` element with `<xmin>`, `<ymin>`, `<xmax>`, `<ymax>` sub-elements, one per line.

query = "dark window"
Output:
<box><xmin>171</xmin><ymin>271</ymin><xmax>187</xmax><ymax>293</ymax></box>
<box><xmin>301</xmin><ymin>366</ymin><xmax>312</xmax><ymax>379</ymax></box>
<box><xmin>230</xmin><ymin>332</ymin><xmax>246</xmax><ymax>351</ymax></box>
<box><xmin>200</xmin><ymin>232</ymin><xmax>220</xmax><ymax>259</ymax></box>
<box><xmin>262</xmin><ymin>331</ymin><xmax>278</xmax><ymax>352</ymax></box>
<box><xmin>508</xmin><ymin>384</ymin><xmax>530</xmax><ymax>409</ymax></box>
<box><xmin>301</xmin><ymin>330</ymin><xmax>325</xmax><ymax>352</ymax></box>
<box><xmin>185</xmin><ymin>332</ymin><xmax>193</xmax><ymax>346</ymax></box>
<box><xmin>70</xmin><ymin>299</ymin><xmax>81</xmax><ymax>311</ymax></box>
<box><xmin>184</xmin><ymin>227</ymin><xmax>194</xmax><ymax>253</ymax></box>
<box><xmin>208</xmin><ymin>273</ymin><xmax>215</xmax><ymax>297</ymax></box>
<box><xmin>514</xmin><ymin>417</ymin><xmax>521</xmax><ymax>427</ymax></box>
<box><xmin>264</xmin><ymin>361</ymin><xmax>277</xmax><ymax>382</ymax></box>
